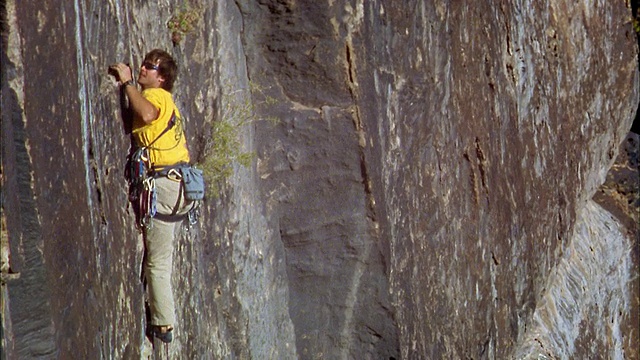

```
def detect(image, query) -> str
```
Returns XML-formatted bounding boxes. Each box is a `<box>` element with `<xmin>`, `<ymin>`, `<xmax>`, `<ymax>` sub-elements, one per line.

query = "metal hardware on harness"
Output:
<box><xmin>144</xmin><ymin>177</ymin><xmax>157</xmax><ymax>219</ymax></box>
<box><xmin>166</xmin><ymin>168</ymin><xmax>182</xmax><ymax>180</ymax></box>
<box><xmin>126</xmin><ymin>147</ymin><xmax>156</xmax><ymax>230</ymax></box>
<box><xmin>135</xmin><ymin>177</ymin><xmax>156</xmax><ymax>230</ymax></box>
<box><xmin>187</xmin><ymin>202</ymin><xmax>200</xmax><ymax>225</ymax></box>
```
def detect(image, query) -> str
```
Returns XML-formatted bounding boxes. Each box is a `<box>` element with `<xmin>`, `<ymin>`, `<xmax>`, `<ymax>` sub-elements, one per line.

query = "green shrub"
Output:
<box><xmin>167</xmin><ymin>4</ymin><xmax>201</xmax><ymax>44</ymax></box>
<box><xmin>199</xmin><ymin>84</ymin><xmax>278</xmax><ymax>198</ymax></box>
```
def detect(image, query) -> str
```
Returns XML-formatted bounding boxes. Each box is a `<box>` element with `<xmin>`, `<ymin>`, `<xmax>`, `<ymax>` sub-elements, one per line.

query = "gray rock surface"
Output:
<box><xmin>1</xmin><ymin>0</ymin><xmax>638</xmax><ymax>359</ymax></box>
<box><xmin>513</xmin><ymin>199</ymin><xmax>636</xmax><ymax>359</ymax></box>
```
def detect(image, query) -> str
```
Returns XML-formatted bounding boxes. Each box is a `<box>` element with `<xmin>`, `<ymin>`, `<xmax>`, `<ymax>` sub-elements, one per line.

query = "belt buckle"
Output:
<box><xmin>167</xmin><ymin>168</ymin><xmax>182</xmax><ymax>180</ymax></box>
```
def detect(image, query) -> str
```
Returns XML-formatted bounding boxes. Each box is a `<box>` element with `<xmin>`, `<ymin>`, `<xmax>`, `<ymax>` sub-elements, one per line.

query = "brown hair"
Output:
<box><xmin>144</xmin><ymin>49</ymin><xmax>178</xmax><ymax>92</ymax></box>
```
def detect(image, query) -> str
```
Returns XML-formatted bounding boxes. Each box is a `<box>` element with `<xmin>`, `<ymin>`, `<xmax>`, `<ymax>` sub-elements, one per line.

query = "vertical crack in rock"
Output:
<box><xmin>345</xmin><ymin>42</ymin><xmax>357</xmax><ymax>93</ymax></box>
<box><xmin>341</xmin><ymin>2</ymin><xmax>397</xmax><ymax>358</ymax></box>
<box><xmin>344</xmin><ymin>4</ymin><xmax>372</xmax><ymax>216</ymax></box>
<box><xmin>73</xmin><ymin>0</ymin><xmax>99</xmax><ymax>233</ymax></box>
<box><xmin>475</xmin><ymin>137</ymin><xmax>489</xmax><ymax>198</ymax></box>
<box><xmin>462</xmin><ymin>138</ymin><xmax>489</xmax><ymax>209</ymax></box>
<box><xmin>233</xmin><ymin>0</ymin><xmax>251</xmax><ymax>84</ymax></box>
<box><xmin>463</xmin><ymin>150</ymin><xmax>480</xmax><ymax>206</ymax></box>
<box><xmin>347</xmin><ymin>45</ymin><xmax>373</xmax><ymax>206</ymax></box>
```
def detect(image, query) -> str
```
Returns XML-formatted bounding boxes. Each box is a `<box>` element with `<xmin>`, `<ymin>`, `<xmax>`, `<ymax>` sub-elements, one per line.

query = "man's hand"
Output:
<box><xmin>108</xmin><ymin>63</ymin><xmax>133</xmax><ymax>85</ymax></box>
<box><xmin>109</xmin><ymin>62</ymin><xmax>158</xmax><ymax>123</ymax></box>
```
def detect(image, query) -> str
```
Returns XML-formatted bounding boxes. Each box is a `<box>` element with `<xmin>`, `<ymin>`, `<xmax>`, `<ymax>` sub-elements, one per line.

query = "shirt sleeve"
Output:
<box><xmin>142</xmin><ymin>89</ymin><xmax>165</xmax><ymax>120</ymax></box>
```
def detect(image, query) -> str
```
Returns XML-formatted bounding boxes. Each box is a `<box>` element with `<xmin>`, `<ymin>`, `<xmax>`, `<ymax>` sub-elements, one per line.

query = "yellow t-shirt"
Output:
<box><xmin>132</xmin><ymin>88</ymin><xmax>190</xmax><ymax>168</ymax></box>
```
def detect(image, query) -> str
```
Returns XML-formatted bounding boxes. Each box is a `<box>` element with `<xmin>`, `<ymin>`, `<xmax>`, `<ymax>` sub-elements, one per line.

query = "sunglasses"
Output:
<box><xmin>142</xmin><ymin>62</ymin><xmax>160</xmax><ymax>71</ymax></box>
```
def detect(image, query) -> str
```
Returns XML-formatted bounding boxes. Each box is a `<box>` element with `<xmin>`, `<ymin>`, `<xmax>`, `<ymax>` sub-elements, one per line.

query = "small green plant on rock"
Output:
<box><xmin>167</xmin><ymin>4</ymin><xmax>201</xmax><ymax>45</ymax></box>
<box><xmin>199</xmin><ymin>83</ymin><xmax>278</xmax><ymax>198</ymax></box>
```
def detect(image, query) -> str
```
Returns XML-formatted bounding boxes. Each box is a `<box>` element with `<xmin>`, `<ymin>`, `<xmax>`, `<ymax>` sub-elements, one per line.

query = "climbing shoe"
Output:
<box><xmin>151</xmin><ymin>325</ymin><xmax>173</xmax><ymax>343</ymax></box>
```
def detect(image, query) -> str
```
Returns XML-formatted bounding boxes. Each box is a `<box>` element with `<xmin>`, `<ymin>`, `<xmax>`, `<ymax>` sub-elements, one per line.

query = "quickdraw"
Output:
<box><xmin>140</xmin><ymin>177</ymin><xmax>157</xmax><ymax>228</ymax></box>
<box><xmin>127</xmin><ymin>147</ymin><xmax>155</xmax><ymax>230</ymax></box>
<box><xmin>187</xmin><ymin>201</ymin><xmax>199</xmax><ymax>225</ymax></box>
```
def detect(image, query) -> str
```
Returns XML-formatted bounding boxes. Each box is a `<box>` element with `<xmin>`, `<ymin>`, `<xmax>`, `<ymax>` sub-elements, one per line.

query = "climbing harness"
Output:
<box><xmin>126</xmin><ymin>112</ymin><xmax>175</xmax><ymax>229</ymax></box>
<box><xmin>126</xmin><ymin>111</ymin><xmax>203</xmax><ymax>229</ymax></box>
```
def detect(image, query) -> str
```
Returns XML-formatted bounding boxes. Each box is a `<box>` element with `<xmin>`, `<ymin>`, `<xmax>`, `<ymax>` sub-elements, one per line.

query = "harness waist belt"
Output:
<box><xmin>151</xmin><ymin>162</ymin><xmax>190</xmax><ymax>178</ymax></box>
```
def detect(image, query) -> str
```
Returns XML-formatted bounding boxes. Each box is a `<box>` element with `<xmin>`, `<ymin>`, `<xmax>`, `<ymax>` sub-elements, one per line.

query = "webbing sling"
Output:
<box><xmin>146</xmin><ymin>111</ymin><xmax>177</xmax><ymax>149</ymax></box>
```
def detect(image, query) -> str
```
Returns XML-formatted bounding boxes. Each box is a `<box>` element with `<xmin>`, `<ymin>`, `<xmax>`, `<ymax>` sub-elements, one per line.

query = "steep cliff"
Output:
<box><xmin>1</xmin><ymin>0</ymin><xmax>638</xmax><ymax>359</ymax></box>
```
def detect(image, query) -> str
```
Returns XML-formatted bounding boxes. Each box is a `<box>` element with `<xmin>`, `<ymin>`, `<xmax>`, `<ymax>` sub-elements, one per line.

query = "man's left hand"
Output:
<box><xmin>108</xmin><ymin>63</ymin><xmax>133</xmax><ymax>85</ymax></box>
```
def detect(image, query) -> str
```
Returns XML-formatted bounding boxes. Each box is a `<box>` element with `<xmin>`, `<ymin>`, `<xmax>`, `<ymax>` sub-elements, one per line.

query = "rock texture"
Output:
<box><xmin>1</xmin><ymin>0</ymin><xmax>638</xmax><ymax>359</ymax></box>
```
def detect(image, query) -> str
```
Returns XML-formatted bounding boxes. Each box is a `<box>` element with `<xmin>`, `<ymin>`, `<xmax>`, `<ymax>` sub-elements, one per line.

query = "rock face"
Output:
<box><xmin>1</xmin><ymin>0</ymin><xmax>638</xmax><ymax>359</ymax></box>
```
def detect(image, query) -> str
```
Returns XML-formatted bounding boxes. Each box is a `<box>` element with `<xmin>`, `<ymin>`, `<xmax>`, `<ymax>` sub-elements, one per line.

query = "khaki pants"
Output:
<box><xmin>144</xmin><ymin>175</ymin><xmax>192</xmax><ymax>326</ymax></box>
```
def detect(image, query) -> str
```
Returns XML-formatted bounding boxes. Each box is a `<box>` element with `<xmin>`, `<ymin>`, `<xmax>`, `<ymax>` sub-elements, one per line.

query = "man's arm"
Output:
<box><xmin>110</xmin><ymin>63</ymin><xmax>158</xmax><ymax>124</ymax></box>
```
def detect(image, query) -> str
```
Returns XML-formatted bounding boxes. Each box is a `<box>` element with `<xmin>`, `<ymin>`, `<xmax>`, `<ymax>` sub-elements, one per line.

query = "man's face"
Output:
<box><xmin>137</xmin><ymin>59</ymin><xmax>165</xmax><ymax>89</ymax></box>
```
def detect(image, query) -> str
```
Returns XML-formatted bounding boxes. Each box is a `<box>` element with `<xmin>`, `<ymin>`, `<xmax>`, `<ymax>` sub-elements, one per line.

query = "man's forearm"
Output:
<box><xmin>123</xmin><ymin>83</ymin><xmax>158</xmax><ymax>124</ymax></box>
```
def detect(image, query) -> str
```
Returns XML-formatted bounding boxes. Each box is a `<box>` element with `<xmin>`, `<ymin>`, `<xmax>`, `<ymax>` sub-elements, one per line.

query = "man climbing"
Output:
<box><xmin>110</xmin><ymin>49</ymin><xmax>192</xmax><ymax>344</ymax></box>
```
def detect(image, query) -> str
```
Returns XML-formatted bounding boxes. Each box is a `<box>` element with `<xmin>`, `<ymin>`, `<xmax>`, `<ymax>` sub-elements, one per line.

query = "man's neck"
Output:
<box><xmin>142</xmin><ymin>85</ymin><xmax>164</xmax><ymax>91</ymax></box>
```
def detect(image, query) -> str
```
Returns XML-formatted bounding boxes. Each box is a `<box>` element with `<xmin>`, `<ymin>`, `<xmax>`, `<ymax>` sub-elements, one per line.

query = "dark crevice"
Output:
<box><xmin>346</xmin><ymin>42</ymin><xmax>356</xmax><ymax>87</ymax></box>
